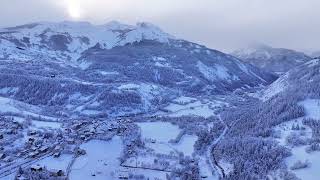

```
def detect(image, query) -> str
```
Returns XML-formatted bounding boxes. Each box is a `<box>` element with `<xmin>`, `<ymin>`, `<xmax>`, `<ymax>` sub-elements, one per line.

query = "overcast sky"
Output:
<box><xmin>0</xmin><ymin>0</ymin><xmax>319</xmax><ymax>53</ymax></box>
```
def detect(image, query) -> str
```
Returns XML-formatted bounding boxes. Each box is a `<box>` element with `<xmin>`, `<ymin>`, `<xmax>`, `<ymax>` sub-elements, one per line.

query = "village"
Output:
<box><xmin>0</xmin><ymin>95</ymin><xmax>228</xmax><ymax>180</ymax></box>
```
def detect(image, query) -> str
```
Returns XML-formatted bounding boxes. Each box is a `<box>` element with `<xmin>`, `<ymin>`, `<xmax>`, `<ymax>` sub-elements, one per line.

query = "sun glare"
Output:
<box><xmin>67</xmin><ymin>0</ymin><xmax>81</xmax><ymax>19</ymax></box>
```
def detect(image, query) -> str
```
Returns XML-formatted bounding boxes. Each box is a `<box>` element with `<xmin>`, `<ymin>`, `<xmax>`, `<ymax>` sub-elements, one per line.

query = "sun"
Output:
<box><xmin>67</xmin><ymin>0</ymin><xmax>81</xmax><ymax>19</ymax></box>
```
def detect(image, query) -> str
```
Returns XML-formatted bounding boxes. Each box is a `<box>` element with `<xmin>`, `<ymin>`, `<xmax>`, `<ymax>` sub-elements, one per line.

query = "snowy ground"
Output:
<box><xmin>69</xmin><ymin>137</ymin><xmax>122</xmax><ymax>180</ymax></box>
<box><xmin>158</xmin><ymin>97</ymin><xmax>225</xmax><ymax>118</ymax></box>
<box><xmin>137</xmin><ymin>122</ymin><xmax>180</xmax><ymax>142</ymax></box>
<box><xmin>31</xmin><ymin>120</ymin><xmax>62</xmax><ymax>129</ymax></box>
<box><xmin>35</xmin><ymin>154</ymin><xmax>73</xmax><ymax>172</ymax></box>
<box><xmin>137</xmin><ymin>122</ymin><xmax>198</xmax><ymax>156</ymax></box>
<box><xmin>171</xmin><ymin>135</ymin><xmax>198</xmax><ymax>157</ymax></box>
<box><xmin>0</xmin><ymin>96</ymin><xmax>58</xmax><ymax>121</ymax></box>
<box><xmin>299</xmin><ymin>99</ymin><xmax>320</xmax><ymax>120</ymax></box>
<box><xmin>273</xmin><ymin>99</ymin><xmax>320</xmax><ymax>180</ymax></box>
<box><xmin>198</xmin><ymin>156</ymin><xmax>219</xmax><ymax>180</ymax></box>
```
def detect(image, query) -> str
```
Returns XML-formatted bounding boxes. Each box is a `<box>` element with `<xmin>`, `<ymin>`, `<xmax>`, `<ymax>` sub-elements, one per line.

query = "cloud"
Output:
<box><xmin>0</xmin><ymin>0</ymin><xmax>319</xmax><ymax>52</ymax></box>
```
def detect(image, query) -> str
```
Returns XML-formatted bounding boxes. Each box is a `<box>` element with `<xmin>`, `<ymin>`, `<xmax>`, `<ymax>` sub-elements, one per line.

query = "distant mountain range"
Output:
<box><xmin>0</xmin><ymin>21</ymin><xmax>276</xmax><ymax>118</ymax></box>
<box><xmin>232</xmin><ymin>44</ymin><xmax>312</xmax><ymax>75</ymax></box>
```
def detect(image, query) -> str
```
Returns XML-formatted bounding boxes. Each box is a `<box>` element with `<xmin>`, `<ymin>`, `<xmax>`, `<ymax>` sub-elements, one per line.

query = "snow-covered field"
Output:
<box><xmin>36</xmin><ymin>154</ymin><xmax>73</xmax><ymax>172</ymax></box>
<box><xmin>198</xmin><ymin>156</ymin><xmax>218</xmax><ymax>180</ymax></box>
<box><xmin>31</xmin><ymin>120</ymin><xmax>62</xmax><ymax>129</ymax></box>
<box><xmin>273</xmin><ymin>99</ymin><xmax>320</xmax><ymax>180</ymax></box>
<box><xmin>69</xmin><ymin>137</ymin><xmax>122</xmax><ymax>180</ymax></box>
<box><xmin>160</xmin><ymin>97</ymin><xmax>224</xmax><ymax>118</ymax></box>
<box><xmin>299</xmin><ymin>99</ymin><xmax>320</xmax><ymax>120</ymax></box>
<box><xmin>0</xmin><ymin>96</ymin><xmax>58</xmax><ymax>121</ymax></box>
<box><xmin>172</xmin><ymin>135</ymin><xmax>198</xmax><ymax>156</ymax></box>
<box><xmin>138</xmin><ymin>122</ymin><xmax>180</xmax><ymax>142</ymax></box>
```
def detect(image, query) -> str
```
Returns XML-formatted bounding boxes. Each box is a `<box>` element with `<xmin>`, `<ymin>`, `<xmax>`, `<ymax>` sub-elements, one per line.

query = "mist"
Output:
<box><xmin>0</xmin><ymin>0</ymin><xmax>319</xmax><ymax>52</ymax></box>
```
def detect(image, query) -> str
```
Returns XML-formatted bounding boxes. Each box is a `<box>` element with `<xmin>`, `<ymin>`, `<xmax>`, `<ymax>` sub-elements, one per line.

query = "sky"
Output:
<box><xmin>0</xmin><ymin>0</ymin><xmax>319</xmax><ymax>53</ymax></box>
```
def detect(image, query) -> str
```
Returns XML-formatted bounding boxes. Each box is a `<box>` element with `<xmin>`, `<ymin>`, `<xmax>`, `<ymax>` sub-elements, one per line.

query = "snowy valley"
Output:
<box><xmin>0</xmin><ymin>21</ymin><xmax>319</xmax><ymax>180</ymax></box>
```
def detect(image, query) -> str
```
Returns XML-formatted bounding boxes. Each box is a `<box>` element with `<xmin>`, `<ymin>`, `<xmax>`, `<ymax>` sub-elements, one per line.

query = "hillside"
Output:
<box><xmin>232</xmin><ymin>44</ymin><xmax>311</xmax><ymax>75</ymax></box>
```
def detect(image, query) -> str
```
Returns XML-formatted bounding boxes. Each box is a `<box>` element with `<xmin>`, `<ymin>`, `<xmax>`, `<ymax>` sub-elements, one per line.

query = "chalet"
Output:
<box><xmin>0</xmin><ymin>153</ymin><xmax>6</xmax><ymax>159</ymax></box>
<box><xmin>16</xmin><ymin>176</ymin><xmax>28</xmax><ymax>180</ymax></box>
<box><xmin>30</xmin><ymin>165</ymin><xmax>43</xmax><ymax>172</ymax></box>
<box><xmin>28</xmin><ymin>130</ymin><xmax>37</xmax><ymax>136</ymax></box>
<box><xmin>51</xmin><ymin>169</ymin><xmax>65</xmax><ymax>177</ymax></box>
<box><xmin>66</xmin><ymin>138</ymin><xmax>75</xmax><ymax>144</ymax></box>
<box><xmin>28</xmin><ymin>137</ymin><xmax>36</xmax><ymax>143</ymax></box>
<box><xmin>28</xmin><ymin>151</ymin><xmax>39</xmax><ymax>158</ymax></box>
<box><xmin>80</xmin><ymin>135</ymin><xmax>86</xmax><ymax>140</ymax></box>
<box><xmin>53</xmin><ymin>152</ymin><xmax>61</xmax><ymax>158</ymax></box>
<box><xmin>3</xmin><ymin>156</ymin><xmax>12</xmax><ymax>162</ymax></box>
<box><xmin>39</xmin><ymin>146</ymin><xmax>49</xmax><ymax>153</ymax></box>
<box><xmin>118</xmin><ymin>171</ymin><xmax>129</xmax><ymax>179</ymax></box>
<box><xmin>76</xmin><ymin>148</ymin><xmax>86</xmax><ymax>156</ymax></box>
<box><xmin>54</xmin><ymin>145</ymin><xmax>62</xmax><ymax>151</ymax></box>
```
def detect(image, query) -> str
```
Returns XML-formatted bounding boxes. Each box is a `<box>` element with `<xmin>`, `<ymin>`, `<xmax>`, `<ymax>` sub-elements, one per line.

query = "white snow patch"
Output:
<box><xmin>138</xmin><ymin>122</ymin><xmax>180</xmax><ymax>142</ymax></box>
<box><xmin>299</xmin><ymin>99</ymin><xmax>320</xmax><ymax>120</ymax></box>
<box><xmin>162</xmin><ymin>100</ymin><xmax>223</xmax><ymax>118</ymax></box>
<box><xmin>197</xmin><ymin>61</ymin><xmax>231</xmax><ymax>81</ymax></box>
<box><xmin>70</xmin><ymin>137</ymin><xmax>122</xmax><ymax>180</ymax></box>
<box><xmin>172</xmin><ymin>135</ymin><xmax>198</xmax><ymax>156</ymax></box>
<box><xmin>118</xmin><ymin>83</ymin><xmax>140</xmax><ymax>90</ymax></box>
<box><xmin>32</xmin><ymin>120</ymin><xmax>62</xmax><ymax>129</ymax></box>
<box><xmin>260</xmin><ymin>73</ymin><xmax>289</xmax><ymax>101</ymax></box>
<box><xmin>36</xmin><ymin>154</ymin><xmax>73</xmax><ymax>172</ymax></box>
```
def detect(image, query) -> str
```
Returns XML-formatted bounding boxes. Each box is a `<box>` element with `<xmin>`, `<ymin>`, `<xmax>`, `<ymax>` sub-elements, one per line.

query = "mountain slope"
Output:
<box><xmin>232</xmin><ymin>44</ymin><xmax>311</xmax><ymax>75</ymax></box>
<box><xmin>0</xmin><ymin>21</ymin><xmax>276</xmax><ymax>118</ymax></box>
<box><xmin>216</xmin><ymin>57</ymin><xmax>320</xmax><ymax>179</ymax></box>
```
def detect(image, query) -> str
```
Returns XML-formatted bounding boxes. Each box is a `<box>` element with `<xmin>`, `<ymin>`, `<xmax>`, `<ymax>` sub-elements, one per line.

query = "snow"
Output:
<box><xmin>35</xmin><ymin>154</ymin><xmax>73</xmax><ymax>172</ymax></box>
<box><xmin>0</xmin><ymin>173</ymin><xmax>15</xmax><ymax>180</ymax></box>
<box><xmin>197</xmin><ymin>61</ymin><xmax>231</xmax><ymax>81</ymax></box>
<box><xmin>198</xmin><ymin>156</ymin><xmax>219</xmax><ymax>180</ymax></box>
<box><xmin>98</xmin><ymin>71</ymin><xmax>119</xmax><ymax>76</ymax></box>
<box><xmin>137</xmin><ymin>122</ymin><xmax>198</xmax><ymax>158</ymax></box>
<box><xmin>274</xmin><ymin>111</ymin><xmax>320</xmax><ymax>180</ymax></box>
<box><xmin>137</xmin><ymin>122</ymin><xmax>180</xmax><ymax>142</ymax></box>
<box><xmin>172</xmin><ymin>135</ymin><xmax>198</xmax><ymax>156</ymax></box>
<box><xmin>31</xmin><ymin>120</ymin><xmax>62</xmax><ymax>129</ymax></box>
<box><xmin>219</xmin><ymin>160</ymin><xmax>234</xmax><ymax>176</ymax></box>
<box><xmin>306</xmin><ymin>58</ymin><xmax>320</xmax><ymax>67</ymax></box>
<box><xmin>172</xmin><ymin>96</ymin><xmax>197</xmax><ymax>104</ymax></box>
<box><xmin>70</xmin><ymin>137</ymin><xmax>122</xmax><ymax>180</ymax></box>
<box><xmin>0</xmin><ymin>96</ymin><xmax>20</xmax><ymax>113</ymax></box>
<box><xmin>128</xmin><ymin>169</ymin><xmax>169</xmax><ymax>180</ymax></box>
<box><xmin>162</xmin><ymin>99</ymin><xmax>222</xmax><ymax>118</ymax></box>
<box><xmin>299</xmin><ymin>99</ymin><xmax>320</xmax><ymax>120</ymax></box>
<box><xmin>118</xmin><ymin>83</ymin><xmax>140</xmax><ymax>90</ymax></box>
<box><xmin>0</xmin><ymin>21</ymin><xmax>175</xmax><ymax>65</ymax></box>
<box><xmin>286</xmin><ymin>146</ymin><xmax>320</xmax><ymax>180</ymax></box>
<box><xmin>0</xmin><ymin>96</ymin><xmax>58</xmax><ymax>121</ymax></box>
<box><xmin>260</xmin><ymin>73</ymin><xmax>289</xmax><ymax>101</ymax></box>
<box><xmin>168</xmin><ymin>105</ymin><xmax>215</xmax><ymax>118</ymax></box>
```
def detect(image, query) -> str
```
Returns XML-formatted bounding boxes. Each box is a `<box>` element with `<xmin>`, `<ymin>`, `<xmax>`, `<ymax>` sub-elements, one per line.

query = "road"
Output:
<box><xmin>207</xmin><ymin>115</ymin><xmax>228</xmax><ymax>179</ymax></box>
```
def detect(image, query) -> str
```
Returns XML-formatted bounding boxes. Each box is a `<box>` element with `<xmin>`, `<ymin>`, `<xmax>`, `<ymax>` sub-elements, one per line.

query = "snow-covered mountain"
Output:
<box><xmin>218</xmin><ymin>57</ymin><xmax>320</xmax><ymax>179</ymax></box>
<box><xmin>0</xmin><ymin>21</ymin><xmax>173</xmax><ymax>62</ymax></box>
<box><xmin>260</xmin><ymin>57</ymin><xmax>320</xmax><ymax>101</ymax></box>
<box><xmin>311</xmin><ymin>51</ymin><xmax>320</xmax><ymax>58</ymax></box>
<box><xmin>0</xmin><ymin>21</ymin><xmax>276</xmax><ymax>118</ymax></box>
<box><xmin>232</xmin><ymin>44</ymin><xmax>312</xmax><ymax>75</ymax></box>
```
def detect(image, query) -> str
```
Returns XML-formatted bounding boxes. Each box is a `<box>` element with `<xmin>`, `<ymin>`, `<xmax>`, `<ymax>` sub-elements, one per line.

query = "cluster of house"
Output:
<box><xmin>0</xmin><ymin>119</ymin><xmax>25</xmax><ymax>164</ymax></box>
<box><xmin>15</xmin><ymin>164</ymin><xmax>67</xmax><ymax>180</ymax></box>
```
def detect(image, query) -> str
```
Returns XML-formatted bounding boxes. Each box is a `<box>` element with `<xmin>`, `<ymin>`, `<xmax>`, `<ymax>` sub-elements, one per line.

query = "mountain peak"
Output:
<box><xmin>0</xmin><ymin>20</ymin><xmax>175</xmax><ymax>61</ymax></box>
<box><xmin>232</xmin><ymin>44</ymin><xmax>311</xmax><ymax>74</ymax></box>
